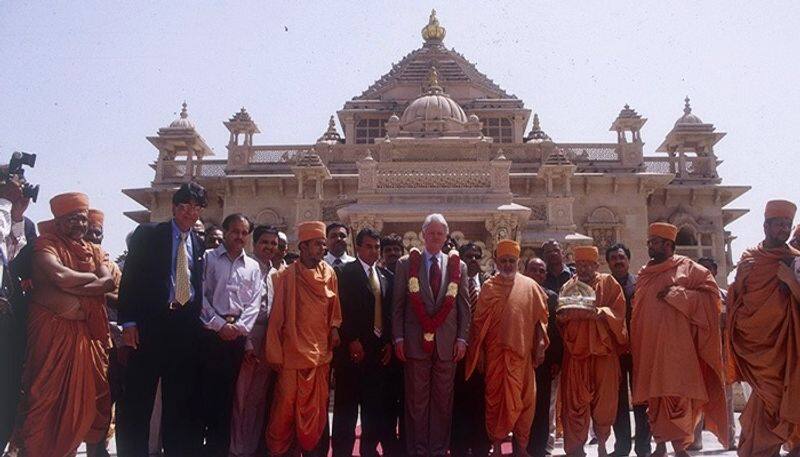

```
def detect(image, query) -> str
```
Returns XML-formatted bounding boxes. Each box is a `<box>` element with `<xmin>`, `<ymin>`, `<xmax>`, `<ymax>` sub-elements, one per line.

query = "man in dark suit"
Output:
<box><xmin>450</xmin><ymin>242</ymin><xmax>489</xmax><ymax>457</ymax></box>
<box><xmin>525</xmin><ymin>257</ymin><xmax>564</xmax><ymax>457</ymax></box>
<box><xmin>332</xmin><ymin>227</ymin><xmax>396</xmax><ymax>457</ymax></box>
<box><xmin>392</xmin><ymin>213</ymin><xmax>470</xmax><ymax>457</ymax></box>
<box><xmin>116</xmin><ymin>182</ymin><xmax>208</xmax><ymax>456</ymax></box>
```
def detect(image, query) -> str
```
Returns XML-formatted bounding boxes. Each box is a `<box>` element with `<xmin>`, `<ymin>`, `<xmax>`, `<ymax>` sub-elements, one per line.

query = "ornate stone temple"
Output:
<box><xmin>123</xmin><ymin>10</ymin><xmax>749</xmax><ymax>280</ymax></box>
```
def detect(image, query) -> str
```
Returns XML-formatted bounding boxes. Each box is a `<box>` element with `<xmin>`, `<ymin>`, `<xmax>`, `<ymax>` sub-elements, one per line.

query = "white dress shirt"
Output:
<box><xmin>325</xmin><ymin>251</ymin><xmax>355</xmax><ymax>267</ymax></box>
<box><xmin>201</xmin><ymin>244</ymin><xmax>264</xmax><ymax>336</ymax></box>
<box><xmin>0</xmin><ymin>198</ymin><xmax>26</xmax><ymax>279</ymax></box>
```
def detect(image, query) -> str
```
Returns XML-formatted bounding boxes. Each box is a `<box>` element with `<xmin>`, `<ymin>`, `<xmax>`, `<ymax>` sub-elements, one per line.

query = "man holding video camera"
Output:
<box><xmin>0</xmin><ymin>177</ymin><xmax>32</xmax><ymax>452</ymax></box>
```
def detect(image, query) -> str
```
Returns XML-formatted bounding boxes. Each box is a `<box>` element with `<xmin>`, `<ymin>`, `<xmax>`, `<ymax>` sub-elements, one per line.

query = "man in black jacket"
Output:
<box><xmin>331</xmin><ymin>227</ymin><xmax>395</xmax><ymax>457</ymax></box>
<box><xmin>525</xmin><ymin>257</ymin><xmax>564</xmax><ymax>457</ymax></box>
<box><xmin>116</xmin><ymin>182</ymin><xmax>208</xmax><ymax>456</ymax></box>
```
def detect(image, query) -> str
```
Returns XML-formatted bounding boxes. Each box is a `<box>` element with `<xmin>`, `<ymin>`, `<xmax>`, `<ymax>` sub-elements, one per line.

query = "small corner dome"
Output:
<box><xmin>170</xmin><ymin>102</ymin><xmax>195</xmax><ymax>129</ymax></box>
<box><xmin>674</xmin><ymin>96</ymin><xmax>703</xmax><ymax>126</ymax></box>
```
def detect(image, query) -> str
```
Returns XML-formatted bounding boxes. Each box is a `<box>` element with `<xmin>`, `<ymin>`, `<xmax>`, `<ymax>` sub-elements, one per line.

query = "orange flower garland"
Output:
<box><xmin>407</xmin><ymin>247</ymin><xmax>461</xmax><ymax>353</ymax></box>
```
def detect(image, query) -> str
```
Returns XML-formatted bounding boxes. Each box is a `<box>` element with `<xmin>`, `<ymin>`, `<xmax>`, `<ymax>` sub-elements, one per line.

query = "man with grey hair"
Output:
<box><xmin>392</xmin><ymin>213</ymin><xmax>470</xmax><ymax>457</ymax></box>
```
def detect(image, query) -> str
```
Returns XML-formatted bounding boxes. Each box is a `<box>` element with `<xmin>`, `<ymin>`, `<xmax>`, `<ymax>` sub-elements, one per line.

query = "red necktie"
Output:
<box><xmin>429</xmin><ymin>254</ymin><xmax>442</xmax><ymax>298</ymax></box>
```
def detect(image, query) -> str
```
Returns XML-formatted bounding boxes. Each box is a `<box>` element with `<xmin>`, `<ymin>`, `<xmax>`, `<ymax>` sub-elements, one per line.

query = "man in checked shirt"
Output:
<box><xmin>198</xmin><ymin>213</ymin><xmax>264</xmax><ymax>457</ymax></box>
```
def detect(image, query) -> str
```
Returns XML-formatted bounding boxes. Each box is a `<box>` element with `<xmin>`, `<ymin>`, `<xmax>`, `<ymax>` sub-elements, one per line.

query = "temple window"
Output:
<box><xmin>482</xmin><ymin>118</ymin><xmax>513</xmax><ymax>143</ymax></box>
<box><xmin>355</xmin><ymin>118</ymin><xmax>387</xmax><ymax>144</ymax></box>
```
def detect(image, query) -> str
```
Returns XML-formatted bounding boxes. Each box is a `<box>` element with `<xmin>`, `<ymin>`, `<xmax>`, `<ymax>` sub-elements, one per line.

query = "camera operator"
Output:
<box><xmin>0</xmin><ymin>178</ymin><xmax>31</xmax><ymax>451</ymax></box>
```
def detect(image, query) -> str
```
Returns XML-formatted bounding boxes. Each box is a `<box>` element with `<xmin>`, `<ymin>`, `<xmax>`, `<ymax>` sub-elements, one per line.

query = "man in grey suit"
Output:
<box><xmin>392</xmin><ymin>213</ymin><xmax>470</xmax><ymax>457</ymax></box>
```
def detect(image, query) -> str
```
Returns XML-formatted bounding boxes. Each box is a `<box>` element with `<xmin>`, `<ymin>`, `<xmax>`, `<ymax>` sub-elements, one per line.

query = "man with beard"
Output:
<box><xmin>265</xmin><ymin>221</ymin><xmax>342</xmax><ymax>456</ymax></box>
<box><xmin>451</xmin><ymin>242</ymin><xmax>490</xmax><ymax>457</ymax></box>
<box><xmin>230</xmin><ymin>224</ymin><xmax>278</xmax><ymax>457</ymax></box>
<box><xmin>632</xmin><ymin>223</ymin><xmax>728</xmax><ymax>457</ymax></box>
<box><xmin>524</xmin><ymin>257</ymin><xmax>563</xmax><ymax>457</ymax></box>
<box><xmin>324</xmin><ymin>222</ymin><xmax>355</xmax><ymax>267</ymax></box>
<box><xmin>606</xmin><ymin>243</ymin><xmax>651</xmax><ymax>457</ymax></box>
<box><xmin>332</xmin><ymin>228</ymin><xmax>395</xmax><ymax>457</ymax></box>
<box><xmin>728</xmin><ymin>200</ymin><xmax>800</xmax><ymax>456</ymax></box>
<box><xmin>466</xmin><ymin>240</ymin><xmax>548</xmax><ymax>456</ymax></box>
<box><xmin>558</xmin><ymin>246</ymin><xmax>627</xmax><ymax>457</ymax></box>
<box><xmin>198</xmin><ymin>213</ymin><xmax>263</xmax><ymax>456</ymax></box>
<box><xmin>15</xmin><ymin>192</ymin><xmax>115</xmax><ymax>457</ymax></box>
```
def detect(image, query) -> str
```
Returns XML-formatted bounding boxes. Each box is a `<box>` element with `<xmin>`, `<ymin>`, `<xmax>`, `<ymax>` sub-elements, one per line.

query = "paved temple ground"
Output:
<box><xmin>76</xmin><ymin>412</ymin><xmax>743</xmax><ymax>457</ymax></box>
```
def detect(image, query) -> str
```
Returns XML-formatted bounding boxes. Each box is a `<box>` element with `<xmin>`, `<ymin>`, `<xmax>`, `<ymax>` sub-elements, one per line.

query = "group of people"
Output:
<box><xmin>0</xmin><ymin>179</ymin><xmax>798</xmax><ymax>457</ymax></box>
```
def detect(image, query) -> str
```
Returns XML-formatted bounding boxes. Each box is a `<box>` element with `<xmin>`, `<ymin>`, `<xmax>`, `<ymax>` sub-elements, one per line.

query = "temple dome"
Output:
<box><xmin>400</xmin><ymin>91</ymin><xmax>468</xmax><ymax>125</ymax></box>
<box><xmin>399</xmin><ymin>67</ymin><xmax>467</xmax><ymax>127</ymax></box>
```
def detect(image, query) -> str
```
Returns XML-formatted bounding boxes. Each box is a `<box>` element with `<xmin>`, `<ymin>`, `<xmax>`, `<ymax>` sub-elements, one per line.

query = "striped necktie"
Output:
<box><xmin>468</xmin><ymin>275</ymin><xmax>479</xmax><ymax>312</ymax></box>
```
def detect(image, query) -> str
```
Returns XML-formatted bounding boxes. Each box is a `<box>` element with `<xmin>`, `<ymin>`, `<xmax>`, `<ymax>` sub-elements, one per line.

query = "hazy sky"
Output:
<box><xmin>1</xmin><ymin>1</ymin><xmax>798</xmax><ymax>262</ymax></box>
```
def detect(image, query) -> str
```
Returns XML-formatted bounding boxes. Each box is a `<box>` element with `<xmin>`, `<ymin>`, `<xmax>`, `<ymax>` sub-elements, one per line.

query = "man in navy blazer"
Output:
<box><xmin>116</xmin><ymin>182</ymin><xmax>208</xmax><ymax>456</ymax></box>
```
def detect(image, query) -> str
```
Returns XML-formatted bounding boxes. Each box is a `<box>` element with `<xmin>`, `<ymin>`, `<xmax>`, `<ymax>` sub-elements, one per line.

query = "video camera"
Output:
<box><xmin>0</xmin><ymin>151</ymin><xmax>39</xmax><ymax>202</ymax></box>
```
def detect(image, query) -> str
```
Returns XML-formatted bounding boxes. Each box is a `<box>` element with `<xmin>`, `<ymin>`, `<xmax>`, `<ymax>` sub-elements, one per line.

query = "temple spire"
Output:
<box><xmin>684</xmin><ymin>96</ymin><xmax>692</xmax><ymax>115</ymax></box>
<box><xmin>425</xmin><ymin>66</ymin><xmax>443</xmax><ymax>94</ymax></box>
<box><xmin>421</xmin><ymin>9</ymin><xmax>446</xmax><ymax>44</ymax></box>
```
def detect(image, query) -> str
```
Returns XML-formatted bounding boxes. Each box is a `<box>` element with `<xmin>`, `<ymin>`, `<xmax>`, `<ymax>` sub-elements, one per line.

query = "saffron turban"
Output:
<box><xmin>50</xmin><ymin>192</ymin><xmax>89</xmax><ymax>218</ymax></box>
<box><xmin>37</xmin><ymin>219</ymin><xmax>55</xmax><ymax>235</ymax></box>
<box><xmin>648</xmin><ymin>222</ymin><xmax>678</xmax><ymax>242</ymax></box>
<box><xmin>88</xmin><ymin>209</ymin><xmax>104</xmax><ymax>226</ymax></box>
<box><xmin>573</xmin><ymin>245</ymin><xmax>599</xmax><ymax>262</ymax></box>
<box><xmin>764</xmin><ymin>199</ymin><xmax>796</xmax><ymax>220</ymax></box>
<box><xmin>495</xmin><ymin>239</ymin><xmax>520</xmax><ymax>258</ymax></box>
<box><xmin>297</xmin><ymin>221</ymin><xmax>326</xmax><ymax>243</ymax></box>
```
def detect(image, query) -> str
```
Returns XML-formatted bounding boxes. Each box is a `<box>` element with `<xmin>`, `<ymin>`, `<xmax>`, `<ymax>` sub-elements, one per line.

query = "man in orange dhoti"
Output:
<box><xmin>265</xmin><ymin>221</ymin><xmax>342</xmax><ymax>456</ymax></box>
<box><xmin>15</xmin><ymin>193</ymin><xmax>115</xmax><ymax>457</ymax></box>
<box><xmin>728</xmin><ymin>200</ymin><xmax>800</xmax><ymax>457</ymax></box>
<box><xmin>632</xmin><ymin>222</ymin><xmax>728</xmax><ymax>457</ymax></box>
<box><xmin>465</xmin><ymin>240</ymin><xmax>549</xmax><ymax>456</ymax></box>
<box><xmin>556</xmin><ymin>246</ymin><xmax>626</xmax><ymax>457</ymax></box>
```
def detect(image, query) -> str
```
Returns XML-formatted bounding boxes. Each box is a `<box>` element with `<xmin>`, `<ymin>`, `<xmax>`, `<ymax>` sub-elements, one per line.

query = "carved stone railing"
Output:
<box><xmin>643</xmin><ymin>155</ymin><xmax>718</xmax><ymax>182</ymax></box>
<box><xmin>249</xmin><ymin>145</ymin><xmax>309</xmax><ymax>164</ymax></box>
<box><xmin>559</xmin><ymin>143</ymin><xmax>620</xmax><ymax>162</ymax></box>
<box><xmin>375</xmin><ymin>163</ymin><xmax>492</xmax><ymax>190</ymax></box>
<box><xmin>156</xmin><ymin>159</ymin><xmax>227</xmax><ymax>183</ymax></box>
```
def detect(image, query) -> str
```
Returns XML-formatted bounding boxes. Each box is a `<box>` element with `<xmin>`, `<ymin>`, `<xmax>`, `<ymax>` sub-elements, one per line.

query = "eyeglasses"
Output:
<box><xmin>177</xmin><ymin>203</ymin><xmax>205</xmax><ymax>213</ymax></box>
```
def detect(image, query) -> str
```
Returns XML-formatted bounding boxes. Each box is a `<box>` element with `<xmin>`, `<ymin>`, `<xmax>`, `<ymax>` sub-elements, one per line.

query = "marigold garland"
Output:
<box><xmin>407</xmin><ymin>247</ymin><xmax>461</xmax><ymax>352</ymax></box>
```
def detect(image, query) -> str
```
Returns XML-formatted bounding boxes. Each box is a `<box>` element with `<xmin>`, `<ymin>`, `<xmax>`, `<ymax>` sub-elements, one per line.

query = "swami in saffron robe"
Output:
<box><xmin>465</xmin><ymin>272</ymin><xmax>549</xmax><ymax>449</ymax></box>
<box><xmin>727</xmin><ymin>243</ymin><xmax>800</xmax><ymax>456</ymax></box>
<box><xmin>264</xmin><ymin>261</ymin><xmax>342</xmax><ymax>454</ymax></box>
<box><xmin>14</xmin><ymin>234</ymin><xmax>111</xmax><ymax>457</ymax></box>
<box><xmin>631</xmin><ymin>255</ymin><xmax>728</xmax><ymax>448</ymax></box>
<box><xmin>558</xmin><ymin>273</ymin><xmax>627</xmax><ymax>455</ymax></box>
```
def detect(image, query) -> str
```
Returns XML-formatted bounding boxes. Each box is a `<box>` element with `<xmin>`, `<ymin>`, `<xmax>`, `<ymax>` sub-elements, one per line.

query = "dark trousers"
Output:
<box><xmin>116</xmin><ymin>315</ymin><xmax>202</xmax><ymax>457</ymax></box>
<box><xmin>332</xmin><ymin>347</ymin><xmax>395</xmax><ymax>457</ymax></box>
<box><xmin>404</xmin><ymin>353</ymin><xmax>456</xmax><ymax>457</ymax></box>
<box><xmin>199</xmin><ymin>330</ymin><xmax>246</xmax><ymax>457</ymax></box>
<box><xmin>612</xmin><ymin>354</ymin><xmax>651</xmax><ymax>456</ymax></box>
<box><xmin>450</xmin><ymin>361</ymin><xmax>489</xmax><ymax>457</ymax></box>
<box><xmin>384</xmin><ymin>360</ymin><xmax>405</xmax><ymax>457</ymax></box>
<box><xmin>527</xmin><ymin>364</ymin><xmax>554</xmax><ymax>457</ymax></box>
<box><xmin>0</xmin><ymin>311</ymin><xmax>23</xmax><ymax>452</ymax></box>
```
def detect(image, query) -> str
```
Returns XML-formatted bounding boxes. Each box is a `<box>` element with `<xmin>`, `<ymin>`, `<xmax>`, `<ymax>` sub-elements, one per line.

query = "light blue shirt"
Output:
<box><xmin>169</xmin><ymin>219</ymin><xmax>195</xmax><ymax>303</ymax></box>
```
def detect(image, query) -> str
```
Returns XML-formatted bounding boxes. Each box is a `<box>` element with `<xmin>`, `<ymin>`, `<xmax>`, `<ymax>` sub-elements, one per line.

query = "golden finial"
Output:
<box><xmin>421</xmin><ymin>9</ymin><xmax>446</xmax><ymax>43</ymax></box>
<box><xmin>426</xmin><ymin>66</ymin><xmax>443</xmax><ymax>94</ymax></box>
